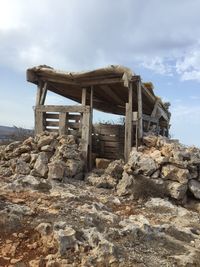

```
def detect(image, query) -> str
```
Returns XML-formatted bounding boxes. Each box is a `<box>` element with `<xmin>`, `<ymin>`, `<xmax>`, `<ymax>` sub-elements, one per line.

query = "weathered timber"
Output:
<box><xmin>59</xmin><ymin>112</ymin><xmax>67</xmax><ymax>135</ymax></box>
<box><xmin>137</xmin><ymin>79</ymin><xmax>143</xmax><ymax>140</ymax></box>
<box><xmin>35</xmin><ymin>105</ymin><xmax>90</xmax><ymax>113</ymax></box>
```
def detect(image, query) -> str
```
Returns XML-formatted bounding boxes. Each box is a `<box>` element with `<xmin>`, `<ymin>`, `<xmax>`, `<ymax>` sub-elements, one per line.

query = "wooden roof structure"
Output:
<box><xmin>27</xmin><ymin>65</ymin><xmax>169</xmax><ymax>118</ymax></box>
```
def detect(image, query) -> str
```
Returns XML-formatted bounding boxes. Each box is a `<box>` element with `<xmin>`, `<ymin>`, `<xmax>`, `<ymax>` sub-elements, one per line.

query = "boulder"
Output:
<box><xmin>188</xmin><ymin>179</ymin><xmax>200</xmax><ymax>199</ymax></box>
<box><xmin>143</xmin><ymin>135</ymin><xmax>157</xmax><ymax>147</ymax></box>
<box><xmin>116</xmin><ymin>172</ymin><xmax>134</xmax><ymax>196</ymax></box>
<box><xmin>166</xmin><ymin>181</ymin><xmax>188</xmax><ymax>200</ymax></box>
<box><xmin>161</xmin><ymin>164</ymin><xmax>189</xmax><ymax>184</ymax></box>
<box><xmin>37</xmin><ymin>135</ymin><xmax>54</xmax><ymax>148</ymax></box>
<box><xmin>48</xmin><ymin>160</ymin><xmax>66</xmax><ymax>181</ymax></box>
<box><xmin>126</xmin><ymin>149</ymin><xmax>158</xmax><ymax>176</ymax></box>
<box><xmin>105</xmin><ymin>159</ymin><xmax>124</xmax><ymax>180</ymax></box>
<box><xmin>15</xmin><ymin>159</ymin><xmax>30</xmax><ymax>175</ymax></box>
<box><xmin>55</xmin><ymin>227</ymin><xmax>77</xmax><ymax>256</ymax></box>
<box><xmin>34</xmin><ymin>152</ymin><xmax>49</xmax><ymax>177</ymax></box>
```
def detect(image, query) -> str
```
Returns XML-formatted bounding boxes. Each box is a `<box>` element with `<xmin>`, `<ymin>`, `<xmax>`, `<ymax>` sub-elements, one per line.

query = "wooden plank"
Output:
<box><xmin>100</xmin><ymin>141</ymin><xmax>121</xmax><ymax>148</ymax></box>
<box><xmin>82</xmin><ymin>88</ymin><xmax>87</xmax><ymax>105</ymax></box>
<box><xmin>93</xmin><ymin>135</ymin><xmax>124</xmax><ymax>142</ymax></box>
<box><xmin>124</xmin><ymin>82</ymin><xmax>133</xmax><ymax>162</ymax></box>
<box><xmin>59</xmin><ymin>112</ymin><xmax>67</xmax><ymax>135</ymax></box>
<box><xmin>35</xmin><ymin>109</ymin><xmax>44</xmax><ymax>134</ymax></box>
<box><xmin>35</xmin><ymin>81</ymin><xmax>42</xmax><ymax>106</ymax></box>
<box><xmin>89</xmin><ymin>86</ymin><xmax>93</xmax><ymax>170</ymax></box>
<box><xmin>137</xmin><ymin>79</ymin><xmax>143</xmax><ymax>140</ymax></box>
<box><xmin>67</xmin><ymin>114</ymin><xmax>81</xmax><ymax>121</ymax></box>
<box><xmin>81</xmin><ymin>111</ymin><xmax>90</xmax><ymax>170</ymax></box>
<box><xmin>45</xmin><ymin>121</ymin><xmax>59</xmax><ymax>127</ymax></box>
<box><xmin>45</xmin><ymin>113</ymin><xmax>59</xmax><ymax>119</ymax></box>
<box><xmin>68</xmin><ymin>122</ymin><xmax>80</xmax><ymax>129</ymax></box>
<box><xmin>35</xmin><ymin>105</ymin><xmax>90</xmax><ymax>113</ymax></box>
<box><xmin>40</xmin><ymin>82</ymin><xmax>48</xmax><ymax>105</ymax></box>
<box><xmin>39</xmin><ymin>75</ymin><xmax>123</xmax><ymax>86</ymax></box>
<box><xmin>45</xmin><ymin>128</ymin><xmax>58</xmax><ymax>132</ymax></box>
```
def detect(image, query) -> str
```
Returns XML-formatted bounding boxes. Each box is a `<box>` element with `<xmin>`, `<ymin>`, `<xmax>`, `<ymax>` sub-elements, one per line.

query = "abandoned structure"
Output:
<box><xmin>27</xmin><ymin>65</ymin><xmax>170</xmax><ymax>169</ymax></box>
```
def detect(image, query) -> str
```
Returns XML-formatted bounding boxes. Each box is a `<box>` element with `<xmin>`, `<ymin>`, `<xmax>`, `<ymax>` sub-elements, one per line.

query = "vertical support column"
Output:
<box><xmin>124</xmin><ymin>82</ymin><xmax>133</xmax><ymax>162</ymax></box>
<box><xmin>89</xmin><ymin>86</ymin><xmax>93</xmax><ymax>170</ymax></box>
<box><xmin>137</xmin><ymin>79</ymin><xmax>143</xmax><ymax>142</ymax></box>
<box><xmin>81</xmin><ymin>88</ymin><xmax>90</xmax><ymax>171</ymax></box>
<box><xmin>59</xmin><ymin>112</ymin><xmax>67</xmax><ymax>135</ymax></box>
<box><xmin>35</xmin><ymin>108</ymin><xmax>44</xmax><ymax>134</ymax></box>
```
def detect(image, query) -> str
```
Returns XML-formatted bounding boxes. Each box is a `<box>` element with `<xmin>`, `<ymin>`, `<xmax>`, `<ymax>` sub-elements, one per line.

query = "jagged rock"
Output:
<box><xmin>125</xmin><ymin>149</ymin><xmax>158</xmax><ymax>176</ymax></box>
<box><xmin>15</xmin><ymin>159</ymin><xmax>30</xmax><ymax>175</ymax></box>
<box><xmin>96</xmin><ymin>158</ymin><xmax>112</xmax><ymax>169</ymax></box>
<box><xmin>188</xmin><ymin>179</ymin><xmax>200</xmax><ymax>199</ymax></box>
<box><xmin>12</xmin><ymin>145</ymin><xmax>31</xmax><ymax>156</ymax></box>
<box><xmin>48</xmin><ymin>160</ymin><xmax>66</xmax><ymax>180</ymax></box>
<box><xmin>166</xmin><ymin>181</ymin><xmax>188</xmax><ymax>200</ymax></box>
<box><xmin>105</xmin><ymin>159</ymin><xmax>124</xmax><ymax>180</ymax></box>
<box><xmin>34</xmin><ymin>152</ymin><xmax>49</xmax><ymax>177</ymax></box>
<box><xmin>117</xmin><ymin>172</ymin><xmax>134</xmax><ymax>196</ymax></box>
<box><xmin>20</xmin><ymin>153</ymin><xmax>31</xmax><ymax>162</ymax></box>
<box><xmin>36</xmin><ymin>223</ymin><xmax>52</xmax><ymax>235</ymax></box>
<box><xmin>86</xmin><ymin>173</ymin><xmax>117</xmax><ymax>189</ymax></box>
<box><xmin>55</xmin><ymin>227</ymin><xmax>77</xmax><ymax>256</ymax></box>
<box><xmin>143</xmin><ymin>135</ymin><xmax>157</xmax><ymax>147</ymax></box>
<box><xmin>161</xmin><ymin>164</ymin><xmax>189</xmax><ymax>184</ymax></box>
<box><xmin>65</xmin><ymin>159</ymin><xmax>83</xmax><ymax>178</ymax></box>
<box><xmin>37</xmin><ymin>135</ymin><xmax>54</xmax><ymax>148</ymax></box>
<box><xmin>4</xmin><ymin>141</ymin><xmax>22</xmax><ymax>152</ymax></box>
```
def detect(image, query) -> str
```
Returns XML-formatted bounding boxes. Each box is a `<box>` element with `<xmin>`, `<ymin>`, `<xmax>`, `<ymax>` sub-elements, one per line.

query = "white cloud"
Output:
<box><xmin>0</xmin><ymin>0</ymin><xmax>200</xmax><ymax>76</ymax></box>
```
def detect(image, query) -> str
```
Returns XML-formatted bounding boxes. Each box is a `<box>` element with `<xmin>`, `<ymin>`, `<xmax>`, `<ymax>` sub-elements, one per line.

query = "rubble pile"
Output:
<box><xmin>117</xmin><ymin>135</ymin><xmax>200</xmax><ymax>202</ymax></box>
<box><xmin>1</xmin><ymin>133</ymin><xmax>200</xmax><ymax>266</ymax></box>
<box><xmin>0</xmin><ymin>132</ymin><xmax>84</xmax><ymax>181</ymax></box>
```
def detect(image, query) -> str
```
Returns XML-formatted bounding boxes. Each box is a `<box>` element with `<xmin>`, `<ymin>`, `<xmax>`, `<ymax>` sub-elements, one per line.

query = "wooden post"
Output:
<box><xmin>81</xmin><ymin>88</ymin><xmax>90</xmax><ymax>170</ymax></box>
<box><xmin>137</xmin><ymin>79</ymin><xmax>143</xmax><ymax>141</ymax></box>
<box><xmin>59</xmin><ymin>112</ymin><xmax>67</xmax><ymax>135</ymax></box>
<box><xmin>89</xmin><ymin>86</ymin><xmax>93</xmax><ymax>170</ymax></box>
<box><xmin>40</xmin><ymin>82</ymin><xmax>48</xmax><ymax>105</ymax></box>
<box><xmin>35</xmin><ymin>109</ymin><xmax>44</xmax><ymax>134</ymax></box>
<box><xmin>82</xmin><ymin>88</ymin><xmax>87</xmax><ymax>105</ymax></box>
<box><xmin>36</xmin><ymin>81</ymin><xmax>42</xmax><ymax>106</ymax></box>
<box><xmin>124</xmin><ymin>82</ymin><xmax>133</xmax><ymax>162</ymax></box>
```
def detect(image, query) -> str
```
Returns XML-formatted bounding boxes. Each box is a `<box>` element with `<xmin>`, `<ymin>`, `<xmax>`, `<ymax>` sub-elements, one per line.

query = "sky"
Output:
<box><xmin>0</xmin><ymin>0</ymin><xmax>200</xmax><ymax>146</ymax></box>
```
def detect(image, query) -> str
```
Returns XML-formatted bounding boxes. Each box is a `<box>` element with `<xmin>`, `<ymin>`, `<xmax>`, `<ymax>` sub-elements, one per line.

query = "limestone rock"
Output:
<box><xmin>34</xmin><ymin>152</ymin><xmax>49</xmax><ymax>177</ymax></box>
<box><xmin>15</xmin><ymin>160</ymin><xmax>30</xmax><ymax>175</ymax></box>
<box><xmin>188</xmin><ymin>179</ymin><xmax>200</xmax><ymax>199</ymax></box>
<box><xmin>55</xmin><ymin>227</ymin><xmax>77</xmax><ymax>256</ymax></box>
<box><xmin>48</xmin><ymin>160</ymin><xmax>66</xmax><ymax>180</ymax></box>
<box><xmin>143</xmin><ymin>135</ymin><xmax>157</xmax><ymax>147</ymax></box>
<box><xmin>96</xmin><ymin>158</ymin><xmax>112</xmax><ymax>169</ymax></box>
<box><xmin>117</xmin><ymin>172</ymin><xmax>134</xmax><ymax>196</ymax></box>
<box><xmin>161</xmin><ymin>164</ymin><xmax>189</xmax><ymax>184</ymax></box>
<box><xmin>166</xmin><ymin>181</ymin><xmax>188</xmax><ymax>200</ymax></box>
<box><xmin>37</xmin><ymin>135</ymin><xmax>54</xmax><ymax>148</ymax></box>
<box><xmin>105</xmin><ymin>159</ymin><xmax>124</xmax><ymax>180</ymax></box>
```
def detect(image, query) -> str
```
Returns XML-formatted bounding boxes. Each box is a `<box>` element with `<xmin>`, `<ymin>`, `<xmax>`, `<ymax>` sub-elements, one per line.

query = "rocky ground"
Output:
<box><xmin>1</xmin><ymin>133</ymin><xmax>200</xmax><ymax>266</ymax></box>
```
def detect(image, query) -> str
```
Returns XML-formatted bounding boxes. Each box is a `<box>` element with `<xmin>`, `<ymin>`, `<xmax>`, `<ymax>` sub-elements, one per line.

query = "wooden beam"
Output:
<box><xmin>39</xmin><ymin>82</ymin><xmax>48</xmax><ymax>105</ymax></box>
<box><xmin>89</xmin><ymin>86</ymin><xmax>94</xmax><ymax>170</ymax></box>
<box><xmin>141</xmin><ymin>83</ymin><xmax>156</xmax><ymax>104</ymax></box>
<box><xmin>137</xmin><ymin>79</ymin><xmax>143</xmax><ymax>140</ymax></box>
<box><xmin>35</xmin><ymin>80</ymin><xmax>43</xmax><ymax>106</ymax></box>
<box><xmin>124</xmin><ymin>82</ymin><xmax>133</xmax><ymax>162</ymax></box>
<box><xmin>82</xmin><ymin>88</ymin><xmax>87</xmax><ymax>106</ymax></box>
<box><xmin>35</xmin><ymin>109</ymin><xmax>44</xmax><ymax>134</ymax></box>
<box><xmin>35</xmin><ymin>105</ymin><xmax>90</xmax><ymax>113</ymax></box>
<box><xmin>59</xmin><ymin>112</ymin><xmax>67</xmax><ymax>135</ymax></box>
<box><xmin>39</xmin><ymin>75</ymin><xmax>123</xmax><ymax>87</ymax></box>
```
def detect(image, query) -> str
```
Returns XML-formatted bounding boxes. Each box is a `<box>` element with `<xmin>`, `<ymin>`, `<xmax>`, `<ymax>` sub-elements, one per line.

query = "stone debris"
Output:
<box><xmin>1</xmin><ymin>133</ymin><xmax>200</xmax><ymax>266</ymax></box>
<box><xmin>0</xmin><ymin>131</ymin><xmax>84</xmax><ymax>181</ymax></box>
<box><xmin>118</xmin><ymin>134</ymin><xmax>200</xmax><ymax>201</ymax></box>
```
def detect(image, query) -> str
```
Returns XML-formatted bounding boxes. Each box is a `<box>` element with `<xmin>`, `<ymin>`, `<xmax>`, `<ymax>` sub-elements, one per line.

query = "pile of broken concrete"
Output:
<box><xmin>0</xmin><ymin>131</ymin><xmax>84</xmax><ymax>181</ymax></box>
